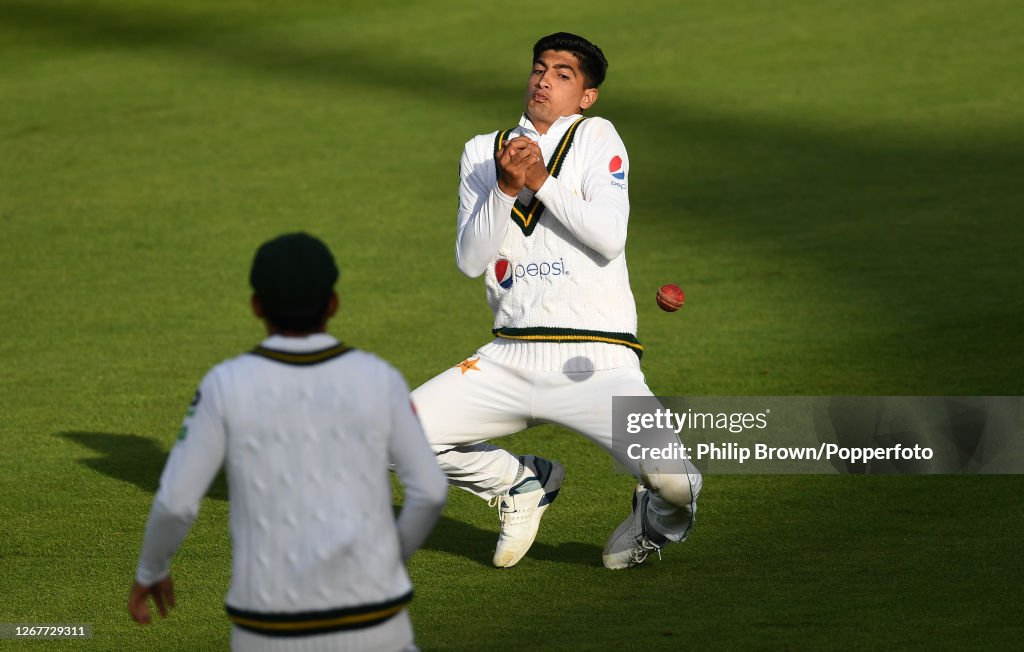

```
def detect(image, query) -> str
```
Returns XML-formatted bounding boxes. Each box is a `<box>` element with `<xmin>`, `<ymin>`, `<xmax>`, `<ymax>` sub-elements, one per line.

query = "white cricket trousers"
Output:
<box><xmin>411</xmin><ymin>339</ymin><xmax>701</xmax><ymax>542</ymax></box>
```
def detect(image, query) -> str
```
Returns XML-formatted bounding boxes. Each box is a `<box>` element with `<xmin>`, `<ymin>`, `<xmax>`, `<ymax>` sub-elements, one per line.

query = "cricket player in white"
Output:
<box><xmin>412</xmin><ymin>33</ymin><xmax>702</xmax><ymax>569</ymax></box>
<box><xmin>130</xmin><ymin>233</ymin><xmax>447</xmax><ymax>651</ymax></box>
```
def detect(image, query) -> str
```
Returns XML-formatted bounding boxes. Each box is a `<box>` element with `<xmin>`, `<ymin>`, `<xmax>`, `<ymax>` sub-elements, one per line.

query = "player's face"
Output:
<box><xmin>524</xmin><ymin>50</ymin><xmax>598</xmax><ymax>133</ymax></box>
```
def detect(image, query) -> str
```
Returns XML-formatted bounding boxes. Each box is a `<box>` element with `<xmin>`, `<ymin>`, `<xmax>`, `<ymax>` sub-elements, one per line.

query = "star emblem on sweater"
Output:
<box><xmin>456</xmin><ymin>357</ymin><xmax>481</xmax><ymax>375</ymax></box>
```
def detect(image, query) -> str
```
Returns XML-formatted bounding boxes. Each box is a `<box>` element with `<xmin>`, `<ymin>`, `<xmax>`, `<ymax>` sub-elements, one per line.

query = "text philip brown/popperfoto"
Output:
<box><xmin>624</xmin><ymin>408</ymin><xmax>935</xmax><ymax>464</ymax></box>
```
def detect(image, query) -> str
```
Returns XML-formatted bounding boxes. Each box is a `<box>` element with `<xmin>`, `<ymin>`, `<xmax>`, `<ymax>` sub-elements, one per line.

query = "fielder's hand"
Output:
<box><xmin>496</xmin><ymin>136</ymin><xmax>542</xmax><ymax>197</ymax></box>
<box><xmin>129</xmin><ymin>576</ymin><xmax>176</xmax><ymax>624</ymax></box>
<box><xmin>523</xmin><ymin>144</ymin><xmax>549</xmax><ymax>193</ymax></box>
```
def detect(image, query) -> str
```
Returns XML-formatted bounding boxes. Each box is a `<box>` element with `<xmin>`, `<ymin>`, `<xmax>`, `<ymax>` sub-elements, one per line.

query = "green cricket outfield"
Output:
<box><xmin>1</xmin><ymin>1</ymin><xmax>1022</xmax><ymax>649</ymax></box>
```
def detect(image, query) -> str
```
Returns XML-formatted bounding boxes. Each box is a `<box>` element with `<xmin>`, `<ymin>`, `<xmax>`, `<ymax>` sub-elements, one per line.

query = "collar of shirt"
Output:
<box><xmin>517</xmin><ymin>112</ymin><xmax>584</xmax><ymax>139</ymax></box>
<box><xmin>260</xmin><ymin>332</ymin><xmax>340</xmax><ymax>352</ymax></box>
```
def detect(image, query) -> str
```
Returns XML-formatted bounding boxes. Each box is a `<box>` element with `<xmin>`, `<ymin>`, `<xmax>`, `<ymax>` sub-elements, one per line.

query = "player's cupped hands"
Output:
<box><xmin>129</xmin><ymin>576</ymin><xmax>176</xmax><ymax>624</ymax></box>
<box><xmin>497</xmin><ymin>136</ymin><xmax>543</xmax><ymax>197</ymax></box>
<box><xmin>523</xmin><ymin>143</ymin><xmax>549</xmax><ymax>192</ymax></box>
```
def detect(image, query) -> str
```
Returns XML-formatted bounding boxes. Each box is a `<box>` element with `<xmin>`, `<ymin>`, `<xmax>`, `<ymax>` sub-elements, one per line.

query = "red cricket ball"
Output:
<box><xmin>656</xmin><ymin>284</ymin><xmax>685</xmax><ymax>312</ymax></box>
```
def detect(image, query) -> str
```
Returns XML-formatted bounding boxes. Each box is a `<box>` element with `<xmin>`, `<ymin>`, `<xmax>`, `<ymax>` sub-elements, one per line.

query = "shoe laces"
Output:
<box><xmin>629</xmin><ymin>536</ymin><xmax>663</xmax><ymax>565</ymax></box>
<box><xmin>489</xmin><ymin>493</ymin><xmax>524</xmax><ymax>526</ymax></box>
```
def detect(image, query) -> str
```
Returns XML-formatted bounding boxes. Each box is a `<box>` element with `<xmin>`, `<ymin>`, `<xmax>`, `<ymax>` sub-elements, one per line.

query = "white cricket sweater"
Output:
<box><xmin>135</xmin><ymin>334</ymin><xmax>447</xmax><ymax>640</ymax></box>
<box><xmin>455</xmin><ymin>113</ymin><xmax>643</xmax><ymax>363</ymax></box>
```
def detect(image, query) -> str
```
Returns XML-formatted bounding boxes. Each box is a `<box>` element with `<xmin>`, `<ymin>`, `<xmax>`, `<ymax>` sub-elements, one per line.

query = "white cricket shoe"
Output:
<box><xmin>490</xmin><ymin>455</ymin><xmax>565</xmax><ymax>568</ymax></box>
<box><xmin>602</xmin><ymin>484</ymin><xmax>668</xmax><ymax>570</ymax></box>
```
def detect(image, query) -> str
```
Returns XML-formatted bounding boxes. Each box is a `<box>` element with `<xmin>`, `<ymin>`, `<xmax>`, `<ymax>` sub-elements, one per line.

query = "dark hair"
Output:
<box><xmin>262</xmin><ymin>299</ymin><xmax>332</xmax><ymax>333</ymax></box>
<box><xmin>532</xmin><ymin>32</ymin><xmax>608</xmax><ymax>88</ymax></box>
<box><xmin>249</xmin><ymin>232</ymin><xmax>339</xmax><ymax>334</ymax></box>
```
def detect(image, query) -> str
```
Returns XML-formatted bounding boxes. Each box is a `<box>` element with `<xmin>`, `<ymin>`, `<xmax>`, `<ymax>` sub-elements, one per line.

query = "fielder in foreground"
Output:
<box><xmin>412</xmin><ymin>33</ymin><xmax>701</xmax><ymax>569</ymax></box>
<box><xmin>129</xmin><ymin>233</ymin><xmax>447</xmax><ymax>651</ymax></box>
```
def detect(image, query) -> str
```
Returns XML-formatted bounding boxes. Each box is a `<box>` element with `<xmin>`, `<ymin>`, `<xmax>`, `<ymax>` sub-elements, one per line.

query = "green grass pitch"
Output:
<box><xmin>2</xmin><ymin>0</ymin><xmax>1022</xmax><ymax>649</ymax></box>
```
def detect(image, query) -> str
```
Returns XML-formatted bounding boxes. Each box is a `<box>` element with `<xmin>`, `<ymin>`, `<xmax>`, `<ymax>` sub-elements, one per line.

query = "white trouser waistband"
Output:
<box><xmin>475</xmin><ymin>338</ymin><xmax>640</xmax><ymax>373</ymax></box>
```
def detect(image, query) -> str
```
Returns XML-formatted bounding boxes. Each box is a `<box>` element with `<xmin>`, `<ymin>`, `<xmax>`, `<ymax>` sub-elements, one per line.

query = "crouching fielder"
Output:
<box><xmin>129</xmin><ymin>233</ymin><xmax>447</xmax><ymax>651</ymax></box>
<box><xmin>412</xmin><ymin>32</ymin><xmax>701</xmax><ymax>570</ymax></box>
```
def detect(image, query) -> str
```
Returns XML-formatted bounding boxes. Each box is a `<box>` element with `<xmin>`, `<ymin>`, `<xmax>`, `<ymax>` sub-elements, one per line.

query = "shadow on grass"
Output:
<box><xmin>0</xmin><ymin>1</ymin><xmax>515</xmax><ymax>108</ymax></box>
<box><xmin>57</xmin><ymin>431</ymin><xmax>598</xmax><ymax>565</ymax></box>
<box><xmin>4</xmin><ymin>1</ymin><xmax>1021</xmax><ymax>374</ymax></box>
<box><xmin>422</xmin><ymin>514</ymin><xmax>603</xmax><ymax>568</ymax></box>
<box><xmin>58</xmin><ymin>431</ymin><xmax>228</xmax><ymax>501</ymax></box>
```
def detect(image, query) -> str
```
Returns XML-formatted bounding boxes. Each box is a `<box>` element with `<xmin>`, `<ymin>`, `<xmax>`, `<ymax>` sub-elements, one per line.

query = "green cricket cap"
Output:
<box><xmin>249</xmin><ymin>232</ymin><xmax>339</xmax><ymax>309</ymax></box>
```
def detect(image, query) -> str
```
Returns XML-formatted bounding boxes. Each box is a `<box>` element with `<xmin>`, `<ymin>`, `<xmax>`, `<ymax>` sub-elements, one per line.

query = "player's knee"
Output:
<box><xmin>647</xmin><ymin>470</ymin><xmax>702</xmax><ymax>507</ymax></box>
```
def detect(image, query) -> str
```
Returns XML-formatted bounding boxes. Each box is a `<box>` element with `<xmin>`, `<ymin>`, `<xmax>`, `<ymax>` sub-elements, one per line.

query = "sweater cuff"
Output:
<box><xmin>534</xmin><ymin>174</ymin><xmax>558</xmax><ymax>203</ymax></box>
<box><xmin>493</xmin><ymin>182</ymin><xmax>519</xmax><ymax>202</ymax></box>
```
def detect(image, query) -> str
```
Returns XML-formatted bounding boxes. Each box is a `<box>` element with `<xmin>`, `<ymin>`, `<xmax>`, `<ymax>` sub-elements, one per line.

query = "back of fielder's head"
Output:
<box><xmin>249</xmin><ymin>232</ymin><xmax>339</xmax><ymax>332</ymax></box>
